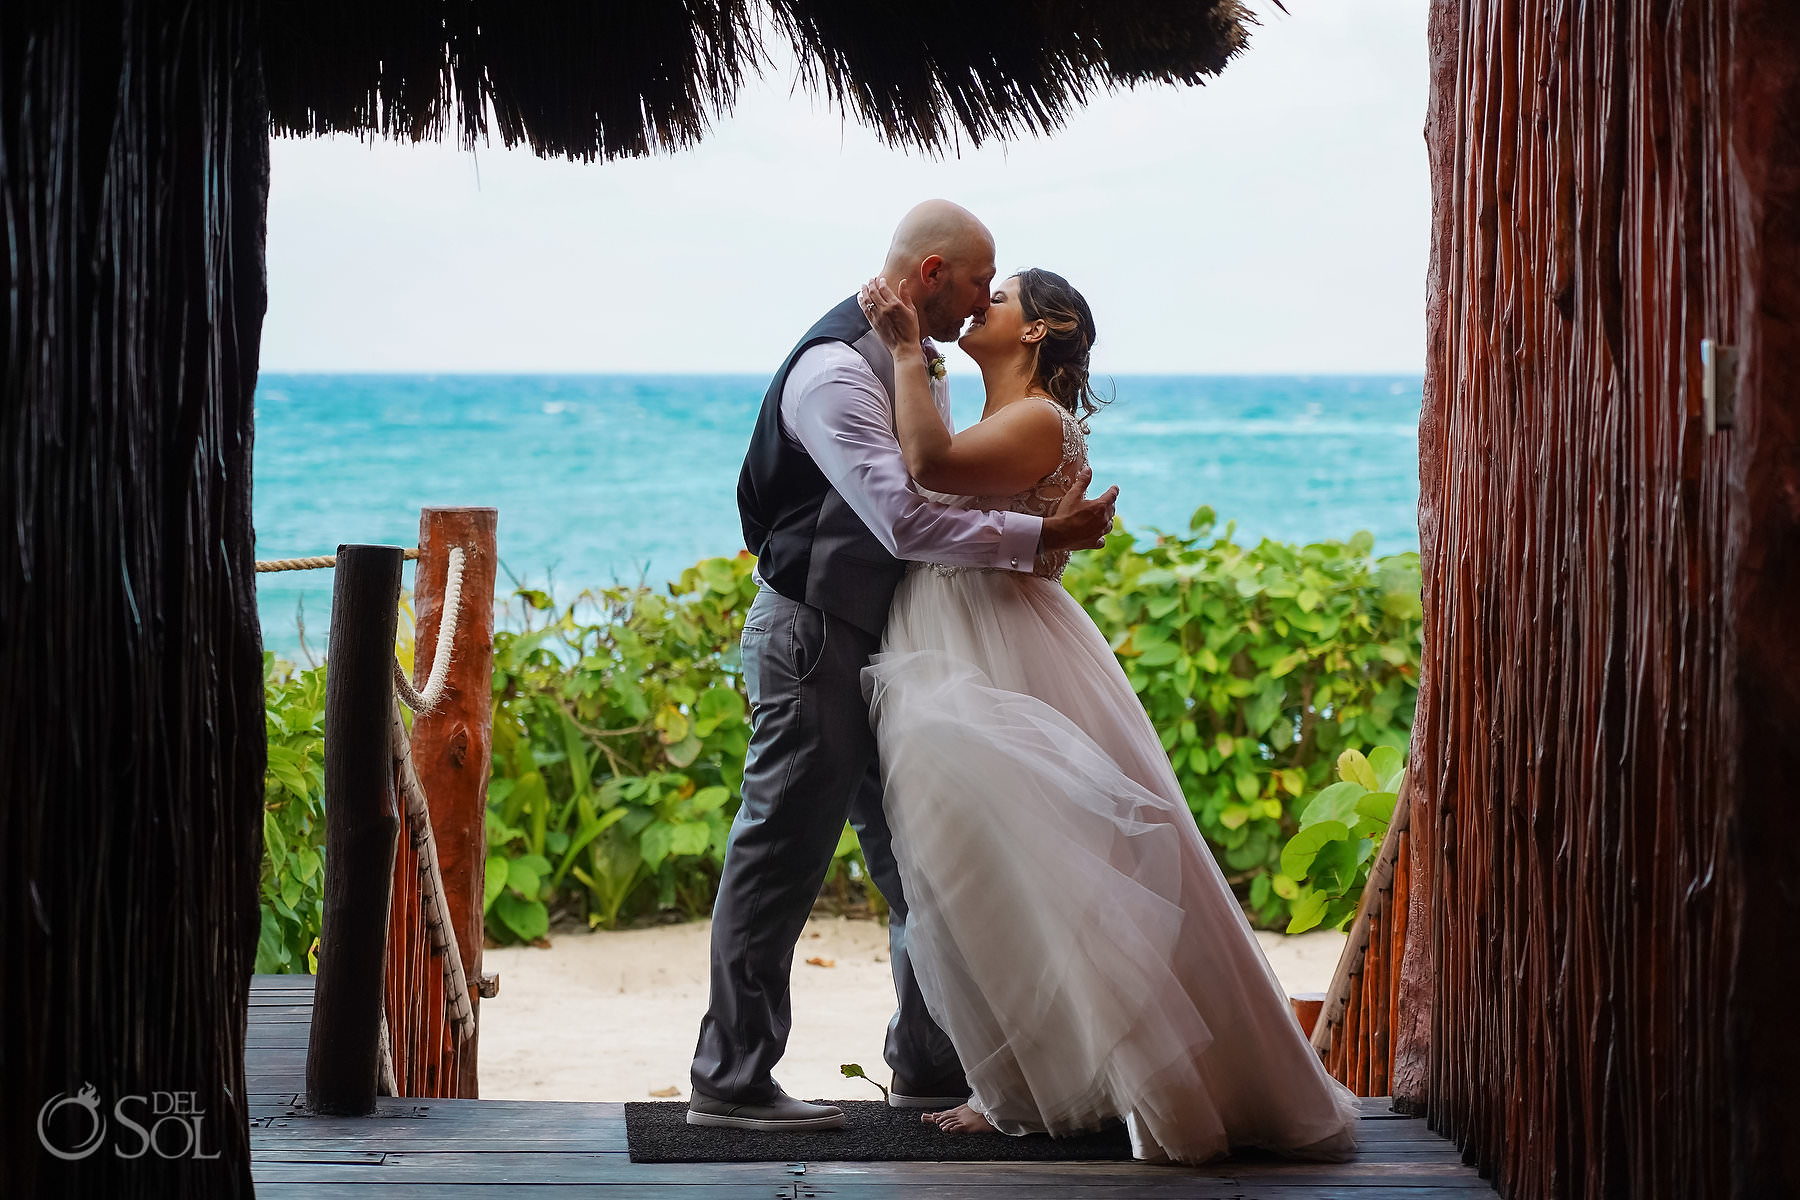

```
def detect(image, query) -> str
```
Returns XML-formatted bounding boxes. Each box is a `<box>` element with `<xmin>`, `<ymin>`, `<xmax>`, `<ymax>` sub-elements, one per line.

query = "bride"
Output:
<box><xmin>856</xmin><ymin>269</ymin><xmax>1361</xmax><ymax>1165</ymax></box>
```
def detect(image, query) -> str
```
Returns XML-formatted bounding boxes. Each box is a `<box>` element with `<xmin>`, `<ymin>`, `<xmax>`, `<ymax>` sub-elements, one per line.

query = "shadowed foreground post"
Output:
<box><xmin>307</xmin><ymin>546</ymin><xmax>404</xmax><ymax>1115</ymax></box>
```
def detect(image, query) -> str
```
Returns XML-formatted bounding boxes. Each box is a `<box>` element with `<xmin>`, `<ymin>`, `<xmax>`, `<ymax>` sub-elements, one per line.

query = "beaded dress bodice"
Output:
<box><xmin>924</xmin><ymin>399</ymin><xmax>1089</xmax><ymax>582</ymax></box>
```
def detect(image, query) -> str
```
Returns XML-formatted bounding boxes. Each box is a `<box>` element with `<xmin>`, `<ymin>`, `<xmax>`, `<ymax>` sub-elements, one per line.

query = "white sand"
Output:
<box><xmin>477</xmin><ymin>916</ymin><xmax>1345</xmax><ymax>1102</ymax></box>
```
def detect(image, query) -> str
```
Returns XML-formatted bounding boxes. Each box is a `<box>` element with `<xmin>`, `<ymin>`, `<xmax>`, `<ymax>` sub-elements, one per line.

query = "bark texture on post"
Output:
<box><xmin>1409</xmin><ymin>2</ymin><xmax>1800</xmax><ymax>1197</ymax></box>
<box><xmin>418</xmin><ymin>509</ymin><xmax>497</xmax><ymax>1097</ymax></box>
<box><xmin>388</xmin><ymin>507</ymin><xmax>497</xmax><ymax>1097</ymax></box>
<box><xmin>307</xmin><ymin>546</ymin><xmax>404</xmax><ymax>1116</ymax></box>
<box><xmin>1</xmin><ymin>3</ymin><xmax>268</xmax><ymax>1194</ymax></box>
<box><xmin>1723</xmin><ymin>4</ymin><xmax>1800</xmax><ymax>1194</ymax></box>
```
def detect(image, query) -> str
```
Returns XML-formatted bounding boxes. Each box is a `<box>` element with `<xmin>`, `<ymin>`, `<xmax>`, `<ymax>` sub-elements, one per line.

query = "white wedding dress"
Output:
<box><xmin>863</xmin><ymin>400</ymin><xmax>1361</xmax><ymax>1164</ymax></box>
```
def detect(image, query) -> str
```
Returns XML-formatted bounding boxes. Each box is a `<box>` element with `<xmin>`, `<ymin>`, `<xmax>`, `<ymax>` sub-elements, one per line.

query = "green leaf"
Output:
<box><xmin>1354</xmin><ymin>790</ymin><xmax>1399</xmax><ymax>825</ymax></box>
<box><xmin>686</xmin><ymin>786</ymin><xmax>732</xmax><ymax>817</ymax></box>
<box><xmin>1308</xmin><ymin>837</ymin><xmax>1364</xmax><ymax>894</ymax></box>
<box><xmin>664</xmin><ymin>732</ymin><xmax>703</xmax><ymax>769</ymax></box>
<box><xmin>1281</xmin><ymin>820</ymin><xmax>1350</xmax><ymax>880</ymax></box>
<box><xmin>640</xmin><ymin>821</ymin><xmax>676</xmax><ymax>871</ymax></box>
<box><xmin>1286</xmin><ymin>889</ymin><xmax>1329</xmax><ymax>934</ymax></box>
<box><xmin>1337</xmin><ymin>748</ymin><xmax>1380</xmax><ymax>790</ymax></box>
<box><xmin>669</xmin><ymin>821</ymin><xmax>712</xmax><ymax>857</ymax></box>
<box><xmin>1138</xmin><ymin>641</ymin><xmax>1181</xmax><ymax>667</ymax></box>
<box><xmin>834</xmin><ymin>823</ymin><xmax>861</xmax><ymax>859</ymax></box>
<box><xmin>1300</xmin><ymin>781</ymin><xmax>1364</xmax><ymax>828</ymax></box>
<box><xmin>1368</xmin><ymin>745</ymin><xmax>1407</xmax><ymax>792</ymax></box>
<box><xmin>507</xmin><ymin>858</ymin><xmax>542</xmax><ymax>898</ymax></box>
<box><xmin>484</xmin><ymin>855</ymin><xmax>508</xmax><ymax>912</ymax></box>
<box><xmin>1245</xmin><ymin>683</ymin><xmax>1288</xmax><ymax>734</ymax></box>
<box><xmin>1219</xmin><ymin>804</ymin><xmax>1251</xmax><ymax>831</ymax></box>
<box><xmin>495</xmin><ymin>892</ymin><xmax>550</xmax><ymax>941</ymax></box>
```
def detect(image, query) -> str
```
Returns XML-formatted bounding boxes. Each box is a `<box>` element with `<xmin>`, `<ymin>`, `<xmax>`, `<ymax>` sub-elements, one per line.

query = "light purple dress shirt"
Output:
<box><xmin>777</xmin><ymin>341</ymin><xmax>1044</xmax><ymax>572</ymax></box>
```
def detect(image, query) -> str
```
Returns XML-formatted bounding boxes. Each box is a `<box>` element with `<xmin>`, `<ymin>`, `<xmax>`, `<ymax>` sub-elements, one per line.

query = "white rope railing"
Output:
<box><xmin>391</xmin><ymin>699</ymin><xmax>477</xmax><ymax>1045</ymax></box>
<box><xmin>392</xmin><ymin>547</ymin><xmax>465</xmax><ymax>716</ymax></box>
<box><xmin>256</xmin><ymin>548</ymin><xmax>421</xmax><ymax>572</ymax></box>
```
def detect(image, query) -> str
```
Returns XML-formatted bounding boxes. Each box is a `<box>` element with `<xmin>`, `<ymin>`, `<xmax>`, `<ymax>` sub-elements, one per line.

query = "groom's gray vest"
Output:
<box><xmin>738</xmin><ymin>295</ymin><xmax>907</xmax><ymax>637</ymax></box>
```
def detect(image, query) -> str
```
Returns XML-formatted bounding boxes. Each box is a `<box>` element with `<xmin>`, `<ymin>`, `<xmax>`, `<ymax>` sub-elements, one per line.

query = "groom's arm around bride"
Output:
<box><xmin>687</xmin><ymin>200</ymin><xmax>1116</xmax><ymax>1133</ymax></box>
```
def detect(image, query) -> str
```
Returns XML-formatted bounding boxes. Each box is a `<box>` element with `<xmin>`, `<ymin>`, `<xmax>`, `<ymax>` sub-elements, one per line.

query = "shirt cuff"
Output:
<box><xmin>992</xmin><ymin>513</ymin><xmax>1045</xmax><ymax>573</ymax></box>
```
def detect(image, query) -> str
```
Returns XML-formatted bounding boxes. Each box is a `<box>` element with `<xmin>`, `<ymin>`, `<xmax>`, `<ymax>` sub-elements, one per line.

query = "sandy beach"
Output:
<box><xmin>476</xmin><ymin>916</ymin><xmax>1346</xmax><ymax>1102</ymax></box>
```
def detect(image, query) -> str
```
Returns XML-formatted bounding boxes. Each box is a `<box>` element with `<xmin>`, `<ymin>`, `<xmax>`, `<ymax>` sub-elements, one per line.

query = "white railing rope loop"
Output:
<box><xmin>393</xmin><ymin>546</ymin><xmax>465</xmax><ymax>715</ymax></box>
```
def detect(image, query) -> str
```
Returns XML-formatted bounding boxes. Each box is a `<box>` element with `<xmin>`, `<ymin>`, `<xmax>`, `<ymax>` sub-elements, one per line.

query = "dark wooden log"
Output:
<box><xmin>307</xmin><ymin>546</ymin><xmax>404</xmax><ymax>1115</ymax></box>
<box><xmin>410</xmin><ymin>507</ymin><xmax>499</xmax><ymax>1097</ymax></box>
<box><xmin>1724</xmin><ymin>5</ymin><xmax>1800</xmax><ymax>1195</ymax></box>
<box><xmin>1</xmin><ymin>2</ymin><xmax>268</xmax><ymax>1194</ymax></box>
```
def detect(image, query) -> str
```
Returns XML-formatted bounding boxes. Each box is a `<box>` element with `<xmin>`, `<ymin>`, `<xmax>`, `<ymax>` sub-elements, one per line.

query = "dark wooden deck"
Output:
<box><xmin>248</xmin><ymin>974</ymin><xmax>1494</xmax><ymax>1198</ymax></box>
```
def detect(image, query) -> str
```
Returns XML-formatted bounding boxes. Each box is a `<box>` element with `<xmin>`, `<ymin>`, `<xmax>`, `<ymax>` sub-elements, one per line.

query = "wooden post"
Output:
<box><xmin>307</xmin><ymin>545</ymin><xmax>405</xmax><ymax>1115</ymax></box>
<box><xmin>411</xmin><ymin>507</ymin><xmax>498</xmax><ymax>1097</ymax></box>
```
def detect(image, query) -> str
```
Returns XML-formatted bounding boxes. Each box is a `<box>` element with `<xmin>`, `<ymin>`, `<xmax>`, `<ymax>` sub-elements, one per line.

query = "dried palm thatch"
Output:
<box><xmin>263</xmin><ymin>0</ymin><xmax>1258</xmax><ymax>161</ymax></box>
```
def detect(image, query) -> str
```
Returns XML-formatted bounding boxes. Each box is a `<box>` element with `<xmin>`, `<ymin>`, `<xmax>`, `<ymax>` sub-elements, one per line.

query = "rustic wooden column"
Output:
<box><xmin>412</xmin><ymin>507</ymin><xmax>498</xmax><ymax>1097</ymax></box>
<box><xmin>307</xmin><ymin>545</ymin><xmax>404</xmax><ymax>1115</ymax></box>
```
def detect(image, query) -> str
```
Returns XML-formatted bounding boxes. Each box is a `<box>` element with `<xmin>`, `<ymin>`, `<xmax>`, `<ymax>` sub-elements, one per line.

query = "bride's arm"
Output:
<box><xmin>862</xmin><ymin>278</ymin><xmax>1065</xmax><ymax>497</ymax></box>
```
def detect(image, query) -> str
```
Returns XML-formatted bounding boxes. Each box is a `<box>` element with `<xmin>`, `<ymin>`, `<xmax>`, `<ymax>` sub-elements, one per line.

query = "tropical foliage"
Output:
<box><xmin>258</xmin><ymin>653</ymin><xmax>328</xmax><ymax>973</ymax></box>
<box><xmin>482</xmin><ymin>552</ymin><xmax>879</xmax><ymax>943</ymax></box>
<box><xmin>1062</xmin><ymin>508</ymin><xmax>1421</xmax><ymax>926</ymax></box>
<box><xmin>257</xmin><ymin>513</ymin><xmax>1424</xmax><ymax>964</ymax></box>
<box><xmin>1279</xmin><ymin>747</ymin><xmax>1407</xmax><ymax>933</ymax></box>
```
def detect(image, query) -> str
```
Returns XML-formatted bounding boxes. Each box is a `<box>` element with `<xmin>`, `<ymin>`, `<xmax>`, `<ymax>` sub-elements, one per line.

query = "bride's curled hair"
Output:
<box><xmin>1017</xmin><ymin>268</ymin><xmax>1108</xmax><ymax>421</ymax></box>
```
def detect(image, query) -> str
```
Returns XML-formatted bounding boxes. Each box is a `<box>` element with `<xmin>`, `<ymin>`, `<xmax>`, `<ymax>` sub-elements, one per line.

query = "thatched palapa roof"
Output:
<box><xmin>264</xmin><ymin>1</ymin><xmax>1257</xmax><ymax>161</ymax></box>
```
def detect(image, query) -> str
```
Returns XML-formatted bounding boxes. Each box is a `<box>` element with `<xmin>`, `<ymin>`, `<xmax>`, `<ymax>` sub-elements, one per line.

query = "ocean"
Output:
<box><xmin>254</xmin><ymin>374</ymin><xmax>1423</xmax><ymax>661</ymax></box>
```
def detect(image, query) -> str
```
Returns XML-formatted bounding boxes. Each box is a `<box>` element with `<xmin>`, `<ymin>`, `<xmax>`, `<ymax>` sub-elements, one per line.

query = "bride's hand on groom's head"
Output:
<box><xmin>860</xmin><ymin>277</ymin><xmax>921</xmax><ymax>353</ymax></box>
<box><xmin>1042</xmin><ymin>467</ymin><xmax>1119</xmax><ymax>552</ymax></box>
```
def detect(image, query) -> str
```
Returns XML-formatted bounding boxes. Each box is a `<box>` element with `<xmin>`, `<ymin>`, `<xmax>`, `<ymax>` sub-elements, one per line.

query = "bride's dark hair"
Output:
<box><xmin>1016</xmin><ymin>268</ymin><xmax>1108</xmax><ymax>421</ymax></box>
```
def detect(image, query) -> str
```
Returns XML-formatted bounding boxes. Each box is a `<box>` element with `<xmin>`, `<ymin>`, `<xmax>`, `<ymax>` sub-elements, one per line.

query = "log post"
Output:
<box><xmin>411</xmin><ymin>507</ymin><xmax>498</xmax><ymax>1097</ymax></box>
<box><xmin>307</xmin><ymin>545</ymin><xmax>405</xmax><ymax>1115</ymax></box>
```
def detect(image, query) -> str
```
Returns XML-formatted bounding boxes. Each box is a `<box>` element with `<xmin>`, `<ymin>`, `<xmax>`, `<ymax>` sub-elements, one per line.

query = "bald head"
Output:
<box><xmin>882</xmin><ymin>200</ymin><xmax>997</xmax><ymax>342</ymax></box>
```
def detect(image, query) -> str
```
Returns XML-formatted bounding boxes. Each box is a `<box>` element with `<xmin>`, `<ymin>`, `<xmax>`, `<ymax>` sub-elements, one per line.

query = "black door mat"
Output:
<box><xmin>625</xmin><ymin>1100</ymin><xmax>1134</xmax><ymax>1163</ymax></box>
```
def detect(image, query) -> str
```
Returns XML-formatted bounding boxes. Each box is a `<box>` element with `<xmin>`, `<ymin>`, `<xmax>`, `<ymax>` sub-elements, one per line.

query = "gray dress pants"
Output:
<box><xmin>690</xmin><ymin>586</ymin><xmax>961</xmax><ymax>1102</ymax></box>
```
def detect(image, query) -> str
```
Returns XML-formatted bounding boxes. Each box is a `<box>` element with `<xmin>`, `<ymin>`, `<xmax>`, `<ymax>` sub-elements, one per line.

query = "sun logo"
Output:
<box><xmin>38</xmin><ymin>1082</ymin><xmax>106</xmax><ymax>1160</ymax></box>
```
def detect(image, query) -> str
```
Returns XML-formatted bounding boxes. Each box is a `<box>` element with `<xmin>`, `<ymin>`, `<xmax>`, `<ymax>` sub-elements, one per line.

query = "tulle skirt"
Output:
<box><xmin>863</xmin><ymin>564</ymin><xmax>1360</xmax><ymax>1164</ymax></box>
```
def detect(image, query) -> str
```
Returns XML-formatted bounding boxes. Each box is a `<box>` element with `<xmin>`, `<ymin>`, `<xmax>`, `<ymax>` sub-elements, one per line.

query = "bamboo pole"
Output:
<box><xmin>307</xmin><ymin>544</ymin><xmax>404</xmax><ymax>1115</ymax></box>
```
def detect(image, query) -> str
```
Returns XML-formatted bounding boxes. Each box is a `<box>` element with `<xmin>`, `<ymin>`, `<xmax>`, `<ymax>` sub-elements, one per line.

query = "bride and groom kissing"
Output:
<box><xmin>687</xmin><ymin>200</ymin><xmax>1359</xmax><ymax>1164</ymax></box>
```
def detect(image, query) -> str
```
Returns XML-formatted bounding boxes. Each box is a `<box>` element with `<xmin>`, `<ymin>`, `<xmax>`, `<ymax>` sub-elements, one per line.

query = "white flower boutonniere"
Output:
<box><xmin>922</xmin><ymin>341</ymin><xmax>947</xmax><ymax>380</ymax></box>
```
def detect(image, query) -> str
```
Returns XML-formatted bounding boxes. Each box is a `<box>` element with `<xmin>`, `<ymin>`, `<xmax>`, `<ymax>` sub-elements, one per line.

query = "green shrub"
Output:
<box><xmin>484</xmin><ymin>551</ymin><xmax>877</xmax><ymax>941</ymax></box>
<box><xmin>1280</xmin><ymin>747</ymin><xmax>1406</xmax><ymax>933</ymax></box>
<box><xmin>259</xmin><ymin>511</ymin><xmax>1424</xmax><ymax>958</ymax></box>
<box><xmin>258</xmin><ymin>653</ymin><xmax>327</xmax><ymax>972</ymax></box>
<box><xmin>1062</xmin><ymin>508</ymin><xmax>1421</xmax><ymax>927</ymax></box>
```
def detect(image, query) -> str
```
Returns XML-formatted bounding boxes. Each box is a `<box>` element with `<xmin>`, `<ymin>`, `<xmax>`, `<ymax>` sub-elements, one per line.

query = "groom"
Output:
<box><xmin>688</xmin><ymin>200</ymin><xmax>1119</xmax><ymax>1131</ymax></box>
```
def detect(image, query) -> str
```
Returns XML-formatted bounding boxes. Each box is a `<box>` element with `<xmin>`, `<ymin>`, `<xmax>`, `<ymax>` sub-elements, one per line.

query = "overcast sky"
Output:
<box><xmin>261</xmin><ymin>1</ymin><xmax>1429</xmax><ymax>376</ymax></box>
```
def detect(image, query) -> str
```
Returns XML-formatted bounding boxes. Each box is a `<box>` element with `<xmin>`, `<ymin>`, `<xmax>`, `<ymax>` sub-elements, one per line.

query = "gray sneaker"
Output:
<box><xmin>686</xmin><ymin>1088</ymin><xmax>847</xmax><ymax>1132</ymax></box>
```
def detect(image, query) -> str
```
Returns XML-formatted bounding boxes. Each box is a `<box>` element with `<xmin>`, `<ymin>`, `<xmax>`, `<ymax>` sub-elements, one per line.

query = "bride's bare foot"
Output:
<box><xmin>922</xmin><ymin>1104</ymin><xmax>1000</xmax><ymax>1134</ymax></box>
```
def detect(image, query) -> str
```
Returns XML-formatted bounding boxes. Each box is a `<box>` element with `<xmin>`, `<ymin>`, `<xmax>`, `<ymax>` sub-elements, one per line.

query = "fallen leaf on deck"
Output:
<box><xmin>648</xmin><ymin>1086</ymin><xmax>681</xmax><ymax>1098</ymax></box>
<box><xmin>805</xmin><ymin>956</ymin><xmax>836</xmax><ymax>968</ymax></box>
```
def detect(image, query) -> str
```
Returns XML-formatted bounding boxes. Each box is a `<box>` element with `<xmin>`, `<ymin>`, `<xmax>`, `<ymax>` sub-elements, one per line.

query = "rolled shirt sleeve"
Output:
<box><xmin>780</xmin><ymin>343</ymin><xmax>1043</xmax><ymax>572</ymax></box>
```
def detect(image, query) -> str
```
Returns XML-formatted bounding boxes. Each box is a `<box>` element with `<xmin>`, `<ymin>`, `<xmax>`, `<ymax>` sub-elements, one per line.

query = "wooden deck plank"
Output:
<box><xmin>244</xmin><ymin>977</ymin><xmax>1491</xmax><ymax>1196</ymax></box>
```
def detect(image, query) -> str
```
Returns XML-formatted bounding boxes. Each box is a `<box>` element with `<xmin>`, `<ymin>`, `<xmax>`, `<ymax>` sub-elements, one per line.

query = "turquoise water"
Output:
<box><xmin>254</xmin><ymin>374</ymin><xmax>1422</xmax><ymax>660</ymax></box>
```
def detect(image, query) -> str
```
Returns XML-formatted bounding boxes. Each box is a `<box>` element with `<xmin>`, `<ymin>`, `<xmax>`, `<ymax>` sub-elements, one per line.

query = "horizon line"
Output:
<box><xmin>256</xmin><ymin>368</ymin><xmax>1428</xmax><ymax>379</ymax></box>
